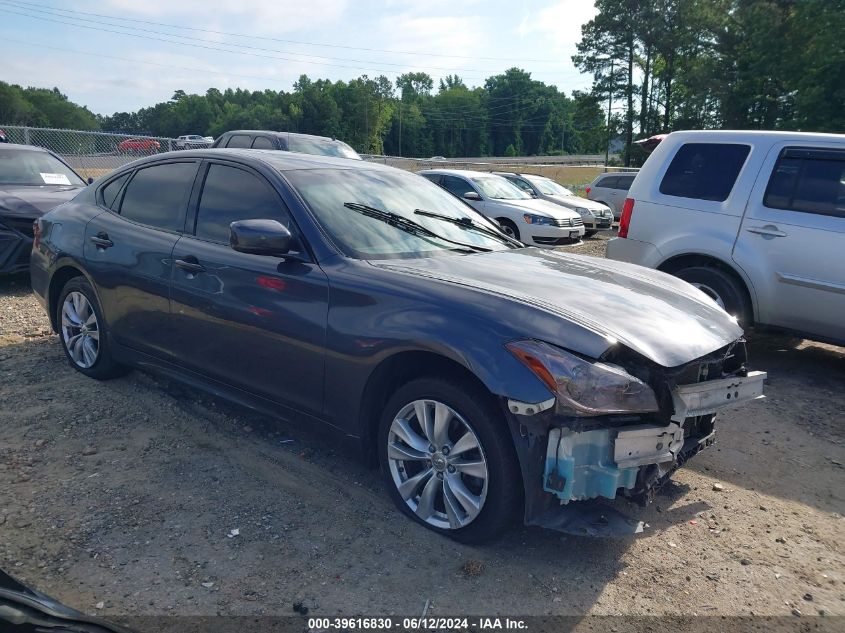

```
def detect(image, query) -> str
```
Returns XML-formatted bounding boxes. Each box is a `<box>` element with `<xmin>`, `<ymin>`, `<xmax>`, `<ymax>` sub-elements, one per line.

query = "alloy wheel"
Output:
<box><xmin>61</xmin><ymin>291</ymin><xmax>100</xmax><ymax>368</ymax></box>
<box><xmin>691</xmin><ymin>282</ymin><xmax>726</xmax><ymax>309</ymax></box>
<box><xmin>387</xmin><ymin>399</ymin><xmax>489</xmax><ymax>530</ymax></box>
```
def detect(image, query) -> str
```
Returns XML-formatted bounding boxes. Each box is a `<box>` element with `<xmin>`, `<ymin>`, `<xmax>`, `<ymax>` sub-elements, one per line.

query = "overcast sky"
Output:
<box><xmin>1</xmin><ymin>0</ymin><xmax>598</xmax><ymax>115</ymax></box>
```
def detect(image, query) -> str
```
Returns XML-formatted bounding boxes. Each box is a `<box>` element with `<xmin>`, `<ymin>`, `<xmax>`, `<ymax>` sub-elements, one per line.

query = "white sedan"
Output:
<box><xmin>418</xmin><ymin>169</ymin><xmax>585</xmax><ymax>247</ymax></box>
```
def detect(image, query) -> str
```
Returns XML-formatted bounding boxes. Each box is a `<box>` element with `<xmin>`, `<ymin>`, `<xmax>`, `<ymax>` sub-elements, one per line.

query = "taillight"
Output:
<box><xmin>618</xmin><ymin>198</ymin><xmax>634</xmax><ymax>238</ymax></box>
<box><xmin>585</xmin><ymin>186</ymin><xmax>591</xmax><ymax>195</ymax></box>
<box><xmin>32</xmin><ymin>220</ymin><xmax>41</xmax><ymax>249</ymax></box>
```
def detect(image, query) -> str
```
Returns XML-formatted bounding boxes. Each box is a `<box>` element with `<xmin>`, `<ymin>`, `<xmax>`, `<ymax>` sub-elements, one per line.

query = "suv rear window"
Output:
<box><xmin>659</xmin><ymin>143</ymin><xmax>750</xmax><ymax>202</ymax></box>
<box><xmin>764</xmin><ymin>147</ymin><xmax>845</xmax><ymax>218</ymax></box>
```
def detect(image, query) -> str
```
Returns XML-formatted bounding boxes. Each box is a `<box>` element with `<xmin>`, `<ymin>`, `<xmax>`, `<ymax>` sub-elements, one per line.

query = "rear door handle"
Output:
<box><xmin>89</xmin><ymin>232</ymin><xmax>113</xmax><ymax>248</ymax></box>
<box><xmin>175</xmin><ymin>257</ymin><xmax>205</xmax><ymax>274</ymax></box>
<box><xmin>746</xmin><ymin>225</ymin><xmax>787</xmax><ymax>238</ymax></box>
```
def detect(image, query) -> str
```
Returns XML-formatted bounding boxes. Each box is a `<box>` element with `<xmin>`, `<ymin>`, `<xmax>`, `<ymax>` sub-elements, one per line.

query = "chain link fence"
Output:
<box><xmin>0</xmin><ymin>125</ymin><xmax>178</xmax><ymax>180</ymax></box>
<box><xmin>2</xmin><ymin>125</ymin><xmax>637</xmax><ymax>191</ymax></box>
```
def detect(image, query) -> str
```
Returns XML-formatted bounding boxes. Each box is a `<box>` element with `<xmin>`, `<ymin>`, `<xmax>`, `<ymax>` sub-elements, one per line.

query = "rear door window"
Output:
<box><xmin>764</xmin><ymin>147</ymin><xmax>845</xmax><ymax>218</ymax></box>
<box><xmin>194</xmin><ymin>163</ymin><xmax>291</xmax><ymax>243</ymax></box>
<box><xmin>118</xmin><ymin>162</ymin><xmax>197</xmax><ymax>232</ymax></box>
<box><xmin>597</xmin><ymin>176</ymin><xmax>618</xmax><ymax>189</ymax></box>
<box><xmin>251</xmin><ymin>136</ymin><xmax>276</xmax><ymax>150</ymax></box>
<box><xmin>659</xmin><ymin>143</ymin><xmax>750</xmax><ymax>202</ymax></box>
<box><xmin>441</xmin><ymin>175</ymin><xmax>475</xmax><ymax>198</ymax></box>
<box><xmin>225</xmin><ymin>135</ymin><xmax>252</xmax><ymax>149</ymax></box>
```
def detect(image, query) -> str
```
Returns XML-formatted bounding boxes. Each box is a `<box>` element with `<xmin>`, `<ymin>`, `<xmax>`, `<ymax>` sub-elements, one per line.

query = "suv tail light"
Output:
<box><xmin>585</xmin><ymin>186</ymin><xmax>591</xmax><ymax>195</ymax></box>
<box><xmin>618</xmin><ymin>198</ymin><xmax>634</xmax><ymax>238</ymax></box>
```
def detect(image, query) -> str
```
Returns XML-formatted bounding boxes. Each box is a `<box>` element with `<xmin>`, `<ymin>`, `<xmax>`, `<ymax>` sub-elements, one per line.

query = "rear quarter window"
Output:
<box><xmin>659</xmin><ymin>143</ymin><xmax>750</xmax><ymax>202</ymax></box>
<box><xmin>225</xmin><ymin>135</ymin><xmax>252</xmax><ymax>149</ymax></box>
<box><xmin>596</xmin><ymin>176</ymin><xmax>617</xmax><ymax>188</ymax></box>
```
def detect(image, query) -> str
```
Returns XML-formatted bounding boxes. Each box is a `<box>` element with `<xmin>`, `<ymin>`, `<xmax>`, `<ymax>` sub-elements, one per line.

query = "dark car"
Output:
<box><xmin>1</xmin><ymin>144</ymin><xmax>87</xmax><ymax>274</ymax></box>
<box><xmin>211</xmin><ymin>130</ymin><xmax>361</xmax><ymax>159</ymax></box>
<box><xmin>0</xmin><ymin>568</ymin><xmax>130</xmax><ymax>633</ymax></box>
<box><xmin>31</xmin><ymin>149</ymin><xmax>765</xmax><ymax>542</ymax></box>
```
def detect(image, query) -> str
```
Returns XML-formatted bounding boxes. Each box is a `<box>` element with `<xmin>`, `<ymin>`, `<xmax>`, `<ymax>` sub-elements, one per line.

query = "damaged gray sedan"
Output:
<box><xmin>32</xmin><ymin>155</ymin><xmax>765</xmax><ymax>543</ymax></box>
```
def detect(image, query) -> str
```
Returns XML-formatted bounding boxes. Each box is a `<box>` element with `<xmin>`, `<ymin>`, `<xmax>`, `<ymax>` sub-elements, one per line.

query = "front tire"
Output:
<box><xmin>583</xmin><ymin>230</ymin><xmax>598</xmax><ymax>238</ymax></box>
<box><xmin>673</xmin><ymin>265</ymin><xmax>751</xmax><ymax>326</ymax></box>
<box><xmin>378</xmin><ymin>377</ymin><xmax>522</xmax><ymax>543</ymax></box>
<box><xmin>497</xmin><ymin>218</ymin><xmax>520</xmax><ymax>241</ymax></box>
<box><xmin>57</xmin><ymin>277</ymin><xmax>128</xmax><ymax>380</ymax></box>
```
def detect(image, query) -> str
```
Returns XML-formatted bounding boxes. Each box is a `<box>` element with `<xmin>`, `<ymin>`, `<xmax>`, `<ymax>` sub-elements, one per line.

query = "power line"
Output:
<box><xmin>1</xmin><ymin>0</ymin><xmax>562</xmax><ymax>63</ymax></box>
<box><xmin>0</xmin><ymin>6</ymin><xmax>501</xmax><ymax>80</ymax></box>
<box><xmin>0</xmin><ymin>2</ymin><xmax>523</xmax><ymax>76</ymax></box>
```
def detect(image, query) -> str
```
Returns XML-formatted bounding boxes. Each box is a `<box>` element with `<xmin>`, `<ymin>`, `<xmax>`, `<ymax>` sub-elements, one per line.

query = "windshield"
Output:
<box><xmin>527</xmin><ymin>176</ymin><xmax>573</xmax><ymax>196</ymax></box>
<box><xmin>0</xmin><ymin>148</ymin><xmax>85</xmax><ymax>187</ymax></box>
<box><xmin>284</xmin><ymin>168</ymin><xmax>515</xmax><ymax>259</ymax></box>
<box><xmin>287</xmin><ymin>136</ymin><xmax>362</xmax><ymax>160</ymax></box>
<box><xmin>471</xmin><ymin>176</ymin><xmax>531</xmax><ymax>200</ymax></box>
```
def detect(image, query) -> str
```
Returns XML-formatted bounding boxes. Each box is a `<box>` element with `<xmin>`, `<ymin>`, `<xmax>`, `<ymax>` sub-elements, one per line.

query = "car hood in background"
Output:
<box><xmin>0</xmin><ymin>185</ymin><xmax>83</xmax><ymax>216</ymax></box>
<box><xmin>545</xmin><ymin>194</ymin><xmax>610</xmax><ymax>212</ymax></box>
<box><xmin>490</xmin><ymin>197</ymin><xmax>581</xmax><ymax>219</ymax></box>
<box><xmin>376</xmin><ymin>248</ymin><xmax>743</xmax><ymax>368</ymax></box>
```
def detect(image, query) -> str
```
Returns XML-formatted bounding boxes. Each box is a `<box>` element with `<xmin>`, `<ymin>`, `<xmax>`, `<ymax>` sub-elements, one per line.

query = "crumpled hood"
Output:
<box><xmin>0</xmin><ymin>185</ymin><xmax>83</xmax><ymax>217</ymax></box>
<box><xmin>376</xmin><ymin>248</ymin><xmax>743</xmax><ymax>368</ymax></box>
<box><xmin>492</xmin><ymin>197</ymin><xmax>581</xmax><ymax>219</ymax></box>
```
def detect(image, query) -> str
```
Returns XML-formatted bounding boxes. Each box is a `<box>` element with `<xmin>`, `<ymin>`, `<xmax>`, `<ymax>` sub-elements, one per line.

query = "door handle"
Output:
<box><xmin>175</xmin><ymin>257</ymin><xmax>205</xmax><ymax>274</ymax></box>
<box><xmin>746</xmin><ymin>225</ymin><xmax>787</xmax><ymax>238</ymax></box>
<box><xmin>89</xmin><ymin>232</ymin><xmax>113</xmax><ymax>248</ymax></box>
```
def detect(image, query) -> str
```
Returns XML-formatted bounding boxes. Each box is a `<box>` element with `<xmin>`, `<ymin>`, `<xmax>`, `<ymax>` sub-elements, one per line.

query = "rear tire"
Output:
<box><xmin>57</xmin><ymin>277</ymin><xmax>129</xmax><ymax>380</ymax></box>
<box><xmin>497</xmin><ymin>218</ymin><xmax>520</xmax><ymax>241</ymax></box>
<box><xmin>673</xmin><ymin>265</ymin><xmax>751</xmax><ymax>326</ymax></box>
<box><xmin>378</xmin><ymin>377</ymin><xmax>522</xmax><ymax>543</ymax></box>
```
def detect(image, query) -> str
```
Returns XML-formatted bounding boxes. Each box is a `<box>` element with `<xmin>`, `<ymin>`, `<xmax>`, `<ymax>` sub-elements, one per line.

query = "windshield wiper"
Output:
<box><xmin>343</xmin><ymin>203</ymin><xmax>491</xmax><ymax>253</ymax></box>
<box><xmin>413</xmin><ymin>209</ymin><xmax>520</xmax><ymax>246</ymax></box>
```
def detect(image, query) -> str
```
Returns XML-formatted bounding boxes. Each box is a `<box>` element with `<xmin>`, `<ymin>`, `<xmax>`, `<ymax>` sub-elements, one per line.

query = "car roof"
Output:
<box><xmin>664</xmin><ymin>129</ymin><xmax>845</xmax><ymax>143</ymax></box>
<box><xmin>0</xmin><ymin>143</ymin><xmax>51</xmax><ymax>153</ymax></box>
<box><xmin>221</xmin><ymin>130</ymin><xmax>339</xmax><ymax>142</ymax></box>
<box><xmin>114</xmin><ymin>148</ymin><xmax>393</xmax><ymax>173</ymax></box>
<box><xmin>418</xmin><ymin>168</ymin><xmax>509</xmax><ymax>179</ymax></box>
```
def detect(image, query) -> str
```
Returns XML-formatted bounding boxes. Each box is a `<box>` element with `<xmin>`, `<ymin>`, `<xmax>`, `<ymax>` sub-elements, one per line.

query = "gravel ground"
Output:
<box><xmin>1</xmin><ymin>233</ymin><xmax>843</xmax><ymax>624</ymax></box>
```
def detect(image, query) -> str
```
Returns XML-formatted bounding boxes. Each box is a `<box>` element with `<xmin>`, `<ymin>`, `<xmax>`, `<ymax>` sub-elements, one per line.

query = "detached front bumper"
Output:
<box><xmin>507</xmin><ymin>368</ymin><xmax>766</xmax><ymax>536</ymax></box>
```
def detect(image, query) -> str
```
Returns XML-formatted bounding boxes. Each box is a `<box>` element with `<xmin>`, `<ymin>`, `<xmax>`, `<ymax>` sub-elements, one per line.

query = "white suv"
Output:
<box><xmin>606</xmin><ymin>130</ymin><xmax>845</xmax><ymax>344</ymax></box>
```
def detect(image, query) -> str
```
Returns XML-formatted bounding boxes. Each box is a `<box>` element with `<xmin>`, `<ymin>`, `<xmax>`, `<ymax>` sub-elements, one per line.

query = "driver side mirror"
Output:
<box><xmin>463</xmin><ymin>191</ymin><xmax>481</xmax><ymax>201</ymax></box>
<box><xmin>230</xmin><ymin>219</ymin><xmax>294</xmax><ymax>256</ymax></box>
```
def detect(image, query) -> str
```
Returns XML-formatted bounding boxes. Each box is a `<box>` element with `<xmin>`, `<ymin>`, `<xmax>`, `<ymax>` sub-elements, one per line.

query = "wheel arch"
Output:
<box><xmin>657</xmin><ymin>253</ymin><xmax>756</xmax><ymax>323</ymax></box>
<box><xmin>357</xmin><ymin>350</ymin><xmax>498</xmax><ymax>466</ymax></box>
<box><xmin>47</xmin><ymin>264</ymin><xmax>91</xmax><ymax>332</ymax></box>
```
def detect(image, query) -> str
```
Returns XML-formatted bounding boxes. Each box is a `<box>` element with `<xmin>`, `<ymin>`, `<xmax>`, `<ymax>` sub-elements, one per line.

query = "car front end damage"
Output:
<box><xmin>503</xmin><ymin>337</ymin><xmax>766</xmax><ymax>536</ymax></box>
<box><xmin>0</xmin><ymin>215</ymin><xmax>36</xmax><ymax>275</ymax></box>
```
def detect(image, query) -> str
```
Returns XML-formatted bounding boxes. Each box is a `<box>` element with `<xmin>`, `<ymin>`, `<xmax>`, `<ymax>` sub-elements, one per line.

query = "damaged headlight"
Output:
<box><xmin>506</xmin><ymin>339</ymin><xmax>659</xmax><ymax>416</ymax></box>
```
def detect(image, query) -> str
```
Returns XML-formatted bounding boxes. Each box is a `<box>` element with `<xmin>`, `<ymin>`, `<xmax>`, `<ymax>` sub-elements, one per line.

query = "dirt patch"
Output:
<box><xmin>1</xmin><ymin>240</ymin><xmax>843</xmax><ymax>620</ymax></box>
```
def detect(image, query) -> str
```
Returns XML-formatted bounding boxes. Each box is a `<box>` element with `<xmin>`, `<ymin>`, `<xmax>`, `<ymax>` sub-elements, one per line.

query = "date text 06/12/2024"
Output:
<box><xmin>307</xmin><ymin>617</ymin><xmax>528</xmax><ymax>630</ymax></box>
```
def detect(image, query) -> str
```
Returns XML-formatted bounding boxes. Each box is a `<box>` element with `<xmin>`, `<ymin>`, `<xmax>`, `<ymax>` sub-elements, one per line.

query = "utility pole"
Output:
<box><xmin>398</xmin><ymin>101</ymin><xmax>402</xmax><ymax>157</ymax></box>
<box><xmin>605</xmin><ymin>59</ymin><xmax>614</xmax><ymax>170</ymax></box>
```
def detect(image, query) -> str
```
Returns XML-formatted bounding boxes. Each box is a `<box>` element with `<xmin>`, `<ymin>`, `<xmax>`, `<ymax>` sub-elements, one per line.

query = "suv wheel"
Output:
<box><xmin>378</xmin><ymin>377</ymin><xmax>521</xmax><ymax>543</ymax></box>
<box><xmin>674</xmin><ymin>265</ymin><xmax>751</xmax><ymax>325</ymax></box>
